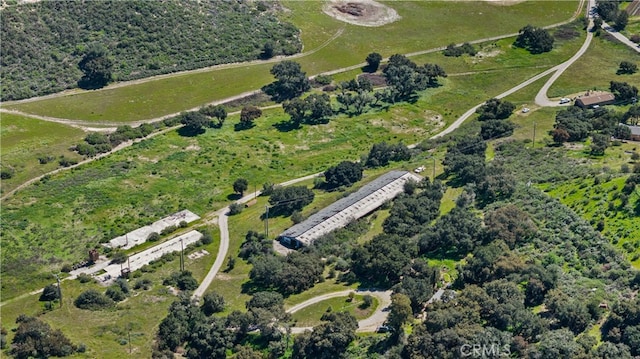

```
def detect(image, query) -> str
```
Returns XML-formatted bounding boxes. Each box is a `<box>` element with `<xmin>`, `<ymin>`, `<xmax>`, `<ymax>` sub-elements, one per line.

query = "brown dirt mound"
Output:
<box><xmin>323</xmin><ymin>0</ymin><xmax>401</xmax><ymax>27</ymax></box>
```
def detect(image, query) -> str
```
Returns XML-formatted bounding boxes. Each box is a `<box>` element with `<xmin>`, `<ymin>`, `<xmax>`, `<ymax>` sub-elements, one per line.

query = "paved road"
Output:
<box><xmin>191</xmin><ymin>172</ymin><xmax>322</xmax><ymax>300</ymax></box>
<box><xmin>286</xmin><ymin>289</ymin><xmax>392</xmax><ymax>334</ymax></box>
<box><xmin>601</xmin><ymin>21</ymin><xmax>640</xmax><ymax>54</ymax></box>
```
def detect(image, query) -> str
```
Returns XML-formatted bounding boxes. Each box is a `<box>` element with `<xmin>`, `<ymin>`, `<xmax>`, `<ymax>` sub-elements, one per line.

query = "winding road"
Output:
<box><xmin>4</xmin><ymin>0</ymin><xmax>617</xmax><ymax>332</ymax></box>
<box><xmin>285</xmin><ymin>289</ymin><xmax>392</xmax><ymax>334</ymax></box>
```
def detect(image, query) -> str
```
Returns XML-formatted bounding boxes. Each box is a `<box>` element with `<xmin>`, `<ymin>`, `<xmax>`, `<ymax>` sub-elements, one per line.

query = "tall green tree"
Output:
<box><xmin>233</xmin><ymin>178</ymin><xmax>249</xmax><ymax>196</ymax></box>
<box><xmin>263</xmin><ymin>60</ymin><xmax>310</xmax><ymax>101</ymax></box>
<box><xmin>365</xmin><ymin>52</ymin><xmax>383</xmax><ymax>72</ymax></box>
<box><xmin>514</xmin><ymin>25</ymin><xmax>554</xmax><ymax>54</ymax></box>
<box><xmin>78</xmin><ymin>44</ymin><xmax>113</xmax><ymax>89</ymax></box>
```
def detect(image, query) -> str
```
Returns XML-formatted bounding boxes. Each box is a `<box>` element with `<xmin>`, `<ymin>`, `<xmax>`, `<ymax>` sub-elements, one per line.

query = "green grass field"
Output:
<box><xmin>3</xmin><ymin>1</ymin><xmax>578</xmax><ymax>122</ymax></box>
<box><xmin>549</xmin><ymin>33</ymin><xmax>640</xmax><ymax>97</ymax></box>
<box><xmin>290</xmin><ymin>295</ymin><xmax>378</xmax><ymax>328</ymax></box>
<box><xmin>0</xmin><ymin>113</ymin><xmax>85</xmax><ymax>193</ymax></box>
<box><xmin>5</xmin><ymin>59</ymin><xmax>579</xmax><ymax>297</ymax></box>
<box><xmin>0</xmin><ymin>224</ymin><xmax>220</xmax><ymax>358</ymax></box>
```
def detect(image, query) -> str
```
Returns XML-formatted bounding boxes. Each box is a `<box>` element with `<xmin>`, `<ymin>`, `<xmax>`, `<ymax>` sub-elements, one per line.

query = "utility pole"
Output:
<box><xmin>432</xmin><ymin>157</ymin><xmax>436</xmax><ymax>181</ymax></box>
<box><xmin>54</xmin><ymin>274</ymin><xmax>62</xmax><ymax>307</ymax></box>
<box><xmin>532</xmin><ymin>122</ymin><xmax>536</xmax><ymax>149</ymax></box>
<box><xmin>264</xmin><ymin>205</ymin><xmax>270</xmax><ymax>238</ymax></box>
<box><xmin>180</xmin><ymin>237</ymin><xmax>185</xmax><ymax>272</ymax></box>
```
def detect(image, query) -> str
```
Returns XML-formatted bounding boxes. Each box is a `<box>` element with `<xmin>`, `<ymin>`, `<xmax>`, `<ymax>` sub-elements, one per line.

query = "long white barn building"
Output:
<box><xmin>278</xmin><ymin>170</ymin><xmax>421</xmax><ymax>248</ymax></box>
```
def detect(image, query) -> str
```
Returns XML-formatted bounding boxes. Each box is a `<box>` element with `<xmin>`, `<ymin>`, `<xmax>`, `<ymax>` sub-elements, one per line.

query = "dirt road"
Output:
<box><xmin>286</xmin><ymin>289</ymin><xmax>392</xmax><ymax>334</ymax></box>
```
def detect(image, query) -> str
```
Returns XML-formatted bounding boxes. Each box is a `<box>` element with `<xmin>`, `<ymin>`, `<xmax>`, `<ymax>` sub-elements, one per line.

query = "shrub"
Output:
<box><xmin>0</xmin><ymin>168</ymin><xmax>14</xmax><ymax>179</ymax></box>
<box><xmin>314</xmin><ymin>74</ymin><xmax>332</xmax><ymax>86</ymax></box>
<box><xmin>229</xmin><ymin>202</ymin><xmax>244</xmax><ymax>215</ymax></box>
<box><xmin>105</xmin><ymin>286</ymin><xmax>126</xmax><ymax>302</ymax></box>
<box><xmin>77</xmin><ymin>273</ymin><xmax>93</xmax><ymax>283</ymax></box>
<box><xmin>200</xmin><ymin>230</ymin><xmax>214</xmax><ymax>245</ymax></box>
<box><xmin>74</xmin><ymin>289</ymin><xmax>114</xmax><ymax>310</ymax></box>
<box><xmin>39</xmin><ymin>284</ymin><xmax>59</xmax><ymax>302</ymax></box>
<box><xmin>133</xmin><ymin>278</ymin><xmax>152</xmax><ymax>290</ymax></box>
<box><xmin>360</xmin><ymin>294</ymin><xmax>374</xmax><ymax>309</ymax></box>
<box><xmin>201</xmin><ymin>291</ymin><xmax>226</xmax><ymax>315</ymax></box>
<box><xmin>147</xmin><ymin>232</ymin><xmax>160</xmax><ymax>242</ymax></box>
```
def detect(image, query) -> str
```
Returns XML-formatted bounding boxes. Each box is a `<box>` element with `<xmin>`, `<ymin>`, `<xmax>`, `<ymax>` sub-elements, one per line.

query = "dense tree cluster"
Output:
<box><xmin>249</xmin><ymin>251</ymin><xmax>324</xmax><ymax>295</ymax></box>
<box><xmin>10</xmin><ymin>315</ymin><xmax>77</xmax><ymax>359</ymax></box>
<box><xmin>383</xmin><ymin>54</ymin><xmax>447</xmax><ymax>101</ymax></box>
<box><xmin>443</xmin><ymin>135</ymin><xmax>487</xmax><ymax>184</ymax></box>
<box><xmin>419</xmin><ymin>200</ymin><xmax>485</xmax><ymax>257</ymax></box>
<box><xmin>268</xmin><ymin>185</ymin><xmax>315</xmax><ymax>215</ymax></box>
<box><xmin>514</xmin><ymin>25</ymin><xmax>554</xmax><ymax>54</ymax></box>
<box><xmin>382</xmin><ymin>179</ymin><xmax>444</xmax><ymax>237</ymax></box>
<box><xmin>365</xmin><ymin>142</ymin><xmax>411</xmax><ymax>168</ymax></box>
<box><xmin>1</xmin><ymin>1</ymin><xmax>300</xmax><ymax>100</ymax></box>
<box><xmin>610</xmin><ymin>81</ymin><xmax>639</xmax><ymax>102</ymax></box>
<box><xmin>283</xmin><ymin>93</ymin><xmax>334</xmax><ymax>126</ymax></box>
<box><xmin>324</xmin><ymin>161</ymin><xmax>363</xmax><ymax>189</ymax></box>
<box><xmin>336</xmin><ymin>78</ymin><xmax>377</xmax><ymax>115</ymax></box>
<box><xmin>551</xmin><ymin>105</ymin><xmax>629</xmax><ymax>155</ymax></box>
<box><xmin>293</xmin><ymin>311</ymin><xmax>358</xmax><ymax>359</ymax></box>
<box><xmin>602</xmin><ymin>296</ymin><xmax>640</xmax><ymax>356</ymax></box>
<box><xmin>476</xmin><ymin>98</ymin><xmax>517</xmax><ymax>140</ymax></box>
<box><xmin>597</xmin><ymin>0</ymin><xmax>629</xmax><ymax>30</ymax></box>
<box><xmin>263</xmin><ymin>61</ymin><xmax>311</xmax><ymax>102</ymax></box>
<box><xmin>351</xmin><ymin>233</ymin><xmax>417</xmax><ymax>287</ymax></box>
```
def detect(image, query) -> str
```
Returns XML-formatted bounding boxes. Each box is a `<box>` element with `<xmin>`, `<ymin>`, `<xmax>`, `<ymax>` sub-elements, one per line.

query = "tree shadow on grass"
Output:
<box><xmin>273</xmin><ymin>120</ymin><xmax>301</xmax><ymax>133</ymax></box>
<box><xmin>227</xmin><ymin>193</ymin><xmax>242</xmax><ymax>201</ymax></box>
<box><xmin>177</xmin><ymin>126</ymin><xmax>205</xmax><ymax>137</ymax></box>
<box><xmin>241</xmin><ymin>280</ymin><xmax>270</xmax><ymax>295</ymax></box>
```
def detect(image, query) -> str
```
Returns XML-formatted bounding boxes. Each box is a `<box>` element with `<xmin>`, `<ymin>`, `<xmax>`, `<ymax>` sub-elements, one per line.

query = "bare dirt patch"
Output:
<box><xmin>323</xmin><ymin>0</ymin><xmax>400</xmax><ymax>27</ymax></box>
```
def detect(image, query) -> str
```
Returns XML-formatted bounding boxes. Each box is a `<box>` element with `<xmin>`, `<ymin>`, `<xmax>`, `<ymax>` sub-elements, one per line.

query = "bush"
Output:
<box><xmin>147</xmin><ymin>232</ymin><xmax>160</xmax><ymax>242</ymax></box>
<box><xmin>133</xmin><ymin>278</ymin><xmax>152</xmax><ymax>290</ymax></box>
<box><xmin>229</xmin><ymin>202</ymin><xmax>244</xmax><ymax>215</ymax></box>
<box><xmin>77</xmin><ymin>273</ymin><xmax>93</xmax><ymax>283</ymax></box>
<box><xmin>360</xmin><ymin>294</ymin><xmax>374</xmax><ymax>309</ymax></box>
<box><xmin>39</xmin><ymin>284</ymin><xmax>59</xmax><ymax>302</ymax></box>
<box><xmin>74</xmin><ymin>290</ymin><xmax>114</xmax><ymax>310</ymax></box>
<box><xmin>10</xmin><ymin>316</ymin><xmax>76</xmax><ymax>358</ymax></box>
<box><xmin>201</xmin><ymin>291</ymin><xmax>226</xmax><ymax>315</ymax></box>
<box><xmin>105</xmin><ymin>286</ymin><xmax>126</xmax><ymax>302</ymax></box>
<box><xmin>0</xmin><ymin>168</ymin><xmax>14</xmax><ymax>179</ymax></box>
<box><xmin>314</xmin><ymin>74</ymin><xmax>332</xmax><ymax>86</ymax></box>
<box><xmin>200</xmin><ymin>230</ymin><xmax>214</xmax><ymax>245</ymax></box>
<box><xmin>163</xmin><ymin>271</ymin><xmax>198</xmax><ymax>291</ymax></box>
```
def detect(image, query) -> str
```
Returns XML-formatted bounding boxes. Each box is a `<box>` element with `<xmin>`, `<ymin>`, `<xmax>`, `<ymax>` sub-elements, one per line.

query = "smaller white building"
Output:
<box><xmin>103</xmin><ymin>209</ymin><xmax>200</xmax><ymax>250</ymax></box>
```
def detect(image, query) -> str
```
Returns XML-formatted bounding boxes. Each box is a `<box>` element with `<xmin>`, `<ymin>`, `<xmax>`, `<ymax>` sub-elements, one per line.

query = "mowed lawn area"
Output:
<box><xmin>2</xmin><ymin>1</ymin><xmax>579</xmax><ymax>122</ymax></box>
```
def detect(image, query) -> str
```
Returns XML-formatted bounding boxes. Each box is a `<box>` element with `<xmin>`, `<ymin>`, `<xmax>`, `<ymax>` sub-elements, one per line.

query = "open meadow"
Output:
<box><xmin>6</xmin><ymin>0</ymin><xmax>640</xmax><ymax>356</ymax></box>
<box><xmin>2</xmin><ymin>1</ymin><xmax>578</xmax><ymax>123</ymax></box>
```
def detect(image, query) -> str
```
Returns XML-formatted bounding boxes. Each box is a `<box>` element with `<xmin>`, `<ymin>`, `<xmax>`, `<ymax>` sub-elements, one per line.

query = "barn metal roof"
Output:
<box><xmin>279</xmin><ymin>170</ymin><xmax>421</xmax><ymax>246</ymax></box>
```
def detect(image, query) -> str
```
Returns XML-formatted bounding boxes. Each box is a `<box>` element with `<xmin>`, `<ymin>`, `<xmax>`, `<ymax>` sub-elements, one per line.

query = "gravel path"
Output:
<box><xmin>286</xmin><ymin>289</ymin><xmax>392</xmax><ymax>334</ymax></box>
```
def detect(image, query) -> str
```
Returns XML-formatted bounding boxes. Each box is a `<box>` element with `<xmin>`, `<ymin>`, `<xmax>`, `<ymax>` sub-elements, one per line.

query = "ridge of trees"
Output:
<box><xmin>1</xmin><ymin>1</ymin><xmax>301</xmax><ymax>100</ymax></box>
